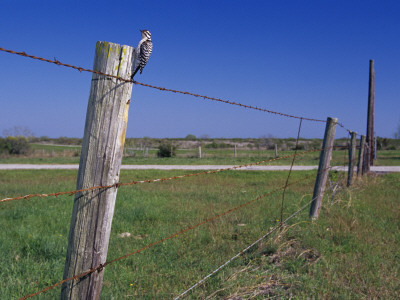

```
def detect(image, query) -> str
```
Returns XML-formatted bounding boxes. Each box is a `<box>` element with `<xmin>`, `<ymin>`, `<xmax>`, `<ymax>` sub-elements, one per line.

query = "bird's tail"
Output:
<box><xmin>131</xmin><ymin>66</ymin><xmax>140</xmax><ymax>79</ymax></box>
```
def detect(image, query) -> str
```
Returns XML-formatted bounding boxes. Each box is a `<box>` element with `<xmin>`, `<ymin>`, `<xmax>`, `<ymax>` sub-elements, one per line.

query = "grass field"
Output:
<box><xmin>1</xmin><ymin>169</ymin><xmax>399</xmax><ymax>299</ymax></box>
<box><xmin>0</xmin><ymin>142</ymin><xmax>399</xmax><ymax>166</ymax></box>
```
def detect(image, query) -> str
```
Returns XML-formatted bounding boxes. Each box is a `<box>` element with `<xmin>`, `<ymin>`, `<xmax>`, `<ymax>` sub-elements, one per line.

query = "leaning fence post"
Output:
<box><xmin>309</xmin><ymin>117</ymin><xmax>338</xmax><ymax>219</ymax></box>
<box><xmin>357</xmin><ymin>135</ymin><xmax>366</xmax><ymax>177</ymax></box>
<box><xmin>61</xmin><ymin>41</ymin><xmax>135</xmax><ymax>299</ymax></box>
<box><xmin>347</xmin><ymin>131</ymin><xmax>357</xmax><ymax>187</ymax></box>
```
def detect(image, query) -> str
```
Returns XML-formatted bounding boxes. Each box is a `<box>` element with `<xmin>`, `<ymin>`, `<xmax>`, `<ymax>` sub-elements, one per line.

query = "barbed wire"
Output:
<box><xmin>174</xmin><ymin>196</ymin><xmax>315</xmax><ymax>299</ymax></box>
<box><xmin>0</xmin><ymin>46</ymin><xmax>346</xmax><ymax>126</ymax></box>
<box><xmin>1</xmin><ymin>148</ymin><xmax>326</xmax><ymax>204</ymax></box>
<box><xmin>132</xmin><ymin>81</ymin><xmax>326</xmax><ymax>123</ymax></box>
<box><xmin>0</xmin><ymin>46</ymin><xmax>131</xmax><ymax>83</ymax></box>
<box><xmin>19</xmin><ymin>165</ymin><xmax>333</xmax><ymax>299</ymax></box>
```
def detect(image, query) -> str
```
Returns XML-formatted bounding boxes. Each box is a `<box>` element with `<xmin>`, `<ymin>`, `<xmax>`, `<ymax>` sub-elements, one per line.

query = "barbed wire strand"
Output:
<box><xmin>0</xmin><ymin>46</ymin><xmax>353</xmax><ymax>129</ymax></box>
<box><xmin>280</xmin><ymin>117</ymin><xmax>303</xmax><ymax>224</ymax></box>
<box><xmin>0</xmin><ymin>47</ymin><xmax>131</xmax><ymax>82</ymax></box>
<box><xmin>1</xmin><ymin>148</ymin><xmax>328</xmax><ymax>204</ymax></box>
<box><xmin>19</xmin><ymin>166</ymin><xmax>333</xmax><ymax>300</ymax></box>
<box><xmin>174</xmin><ymin>197</ymin><xmax>315</xmax><ymax>299</ymax></box>
<box><xmin>132</xmin><ymin>81</ymin><xmax>326</xmax><ymax>123</ymax></box>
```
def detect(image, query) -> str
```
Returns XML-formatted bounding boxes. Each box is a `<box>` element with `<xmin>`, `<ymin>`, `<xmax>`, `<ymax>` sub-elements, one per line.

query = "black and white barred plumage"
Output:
<box><xmin>131</xmin><ymin>30</ymin><xmax>153</xmax><ymax>79</ymax></box>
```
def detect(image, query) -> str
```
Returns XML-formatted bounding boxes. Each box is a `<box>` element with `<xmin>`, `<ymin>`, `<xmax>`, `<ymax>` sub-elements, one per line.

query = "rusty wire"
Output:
<box><xmin>1</xmin><ymin>148</ymin><xmax>325</xmax><ymax>204</ymax></box>
<box><xmin>0</xmin><ymin>46</ymin><xmax>131</xmax><ymax>83</ymax></box>
<box><xmin>132</xmin><ymin>81</ymin><xmax>326</xmax><ymax>123</ymax></box>
<box><xmin>19</xmin><ymin>164</ymin><xmax>333</xmax><ymax>300</ymax></box>
<box><xmin>0</xmin><ymin>46</ymin><xmax>342</xmax><ymax>125</ymax></box>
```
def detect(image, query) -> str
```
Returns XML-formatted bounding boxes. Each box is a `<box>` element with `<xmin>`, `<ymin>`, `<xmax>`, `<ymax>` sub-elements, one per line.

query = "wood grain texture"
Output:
<box><xmin>357</xmin><ymin>135</ymin><xmax>366</xmax><ymax>177</ymax></box>
<box><xmin>364</xmin><ymin>59</ymin><xmax>375</xmax><ymax>172</ymax></box>
<box><xmin>347</xmin><ymin>131</ymin><xmax>357</xmax><ymax>187</ymax></box>
<box><xmin>61</xmin><ymin>41</ymin><xmax>135</xmax><ymax>300</ymax></box>
<box><xmin>309</xmin><ymin>117</ymin><xmax>338</xmax><ymax>219</ymax></box>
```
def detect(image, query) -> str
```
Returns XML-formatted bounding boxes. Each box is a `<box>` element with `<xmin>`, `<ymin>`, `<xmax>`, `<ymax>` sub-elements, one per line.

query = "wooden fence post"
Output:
<box><xmin>357</xmin><ymin>135</ymin><xmax>366</xmax><ymax>177</ymax></box>
<box><xmin>347</xmin><ymin>131</ymin><xmax>357</xmax><ymax>187</ymax></box>
<box><xmin>198</xmin><ymin>146</ymin><xmax>202</xmax><ymax>158</ymax></box>
<box><xmin>274</xmin><ymin>144</ymin><xmax>278</xmax><ymax>158</ymax></box>
<box><xmin>61</xmin><ymin>41</ymin><xmax>135</xmax><ymax>299</ymax></box>
<box><xmin>309</xmin><ymin>117</ymin><xmax>338</xmax><ymax>219</ymax></box>
<box><xmin>234</xmin><ymin>145</ymin><xmax>237</xmax><ymax>158</ymax></box>
<box><xmin>364</xmin><ymin>59</ymin><xmax>375</xmax><ymax>173</ymax></box>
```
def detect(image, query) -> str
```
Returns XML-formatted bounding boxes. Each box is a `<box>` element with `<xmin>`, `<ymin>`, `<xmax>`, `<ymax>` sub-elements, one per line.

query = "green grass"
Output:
<box><xmin>0</xmin><ymin>170</ymin><xmax>399</xmax><ymax>299</ymax></box>
<box><xmin>375</xmin><ymin>150</ymin><xmax>400</xmax><ymax>166</ymax></box>
<box><xmin>202</xmin><ymin>173</ymin><xmax>400</xmax><ymax>299</ymax></box>
<box><xmin>0</xmin><ymin>148</ymin><xmax>367</xmax><ymax>166</ymax></box>
<box><xmin>1</xmin><ymin>144</ymin><xmax>399</xmax><ymax>166</ymax></box>
<box><xmin>30</xmin><ymin>143</ymin><xmax>81</xmax><ymax>152</ymax></box>
<box><xmin>0</xmin><ymin>169</ymin><xmax>316</xmax><ymax>298</ymax></box>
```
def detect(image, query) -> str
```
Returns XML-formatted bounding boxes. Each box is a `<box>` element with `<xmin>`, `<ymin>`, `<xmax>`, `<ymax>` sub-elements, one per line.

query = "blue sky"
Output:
<box><xmin>0</xmin><ymin>0</ymin><xmax>399</xmax><ymax>139</ymax></box>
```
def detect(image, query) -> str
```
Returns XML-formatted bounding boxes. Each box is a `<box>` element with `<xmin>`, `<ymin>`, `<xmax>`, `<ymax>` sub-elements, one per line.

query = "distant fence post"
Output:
<box><xmin>234</xmin><ymin>145</ymin><xmax>237</xmax><ymax>158</ymax></box>
<box><xmin>357</xmin><ymin>135</ymin><xmax>366</xmax><ymax>177</ymax></box>
<box><xmin>347</xmin><ymin>132</ymin><xmax>357</xmax><ymax>187</ymax></box>
<box><xmin>364</xmin><ymin>59</ymin><xmax>375</xmax><ymax>173</ymax></box>
<box><xmin>61</xmin><ymin>41</ymin><xmax>135</xmax><ymax>299</ymax></box>
<box><xmin>309</xmin><ymin>117</ymin><xmax>338</xmax><ymax>219</ymax></box>
<box><xmin>198</xmin><ymin>146</ymin><xmax>202</xmax><ymax>158</ymax></box>
<box><xmin>274</xmin><ymin>144</ymin><xmax>278</xmax><ymax>158</ymax></box>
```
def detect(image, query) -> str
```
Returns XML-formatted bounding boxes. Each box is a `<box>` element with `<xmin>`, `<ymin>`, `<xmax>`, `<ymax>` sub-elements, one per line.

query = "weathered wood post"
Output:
<box><xmin>347</xmin><ymin>132</ymin><xmax>357</xmax><ymax>187</ymax></box>
<box><xmin>198</xmin><ymin>146</ymin><xmax>202</xmax><ymax>158</ymax></box>
<box><xmin>309</xmin><ymin>117</ymin><xmax>338</xmax><ymax>219</ymax></box>
<box><xmin>61</xmin><ymin>41</ymin><xmax>135</xmax><ymax>299</ymax></box>
<box><xmin>357</xmin><ymin>135</ymin><xmax>366</xmax><ymax>177</ymax></box>
<box><xmin>274</xmin><ymin>144</ymin><xmax>278</xmax><ymax>158</ymax></box>
<box><xmin>364</xmin><ymin>59</ymin><xmax>375</xmax><ymax>173</ymax></box>
<box><xmin>234</xmin><ymin>145</ymin><xmax>237</xmax><ymax>158</ymax></box>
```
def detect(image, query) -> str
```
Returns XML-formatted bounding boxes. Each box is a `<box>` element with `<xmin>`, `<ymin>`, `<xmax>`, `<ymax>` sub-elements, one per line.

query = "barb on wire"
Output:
<box><xmin>174</xmin><ymin>197</ymin><xmax>314</xmax><ymax>299</ymax></box>
<box><xmin>19</xmin><ymin>166</ymin><xmax>333</xmax><ymax>299</ymax></box>
<box><xmin>1</xmin><ymin>148</ymin><xmax>325</xmax><ymax>204</ymax></box>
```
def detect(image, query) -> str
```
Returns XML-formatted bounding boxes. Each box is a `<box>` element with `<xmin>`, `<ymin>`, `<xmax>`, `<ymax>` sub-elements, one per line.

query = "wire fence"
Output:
<box><xmin>1</xmin><ymin>147</ymin><xmax>327</xmax><ymax>204</ymax></box>
<box><xmin>19</xmin><ymin>165</ymin><xmax>334</xmax><ymax>300</ymax></box>
<box><xmin>173</xmin><ymin>197</ymin><xmax>315</xmax><ymax>299</ymax></box>
<box><xmin>0</xmin><ymin>46</ymin><xmax>352</xmax><ymax>129</ymax></box>
<box><xmin>0</xmin><ymin>45</ymin><xmax>363</xmax><ymax>299</ymax></box>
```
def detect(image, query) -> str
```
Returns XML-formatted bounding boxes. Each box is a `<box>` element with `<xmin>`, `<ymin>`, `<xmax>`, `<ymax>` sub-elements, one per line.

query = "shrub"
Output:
<box><xmin>2</xmin><ymin>136</ymin><xmax>30</xmax><ymax>154</ymax></box>
<box><xmin>293</xmin><ymin>144</ymin><xmax>305</xmax><ymax>150</ymax></box>
<box><xmin>157</xmin><ymin>143</ymin><xmax>176</xmax><ymax>157</ymax></box>
<box><xmin>205</xmin><ymin>141</ymin><xmax>232</xmax><ymax>149</ymax></box>
<box><xmin>185</xmin><ymin>134</ymin><xmax>196</xmax><ymax>140</ymax></box>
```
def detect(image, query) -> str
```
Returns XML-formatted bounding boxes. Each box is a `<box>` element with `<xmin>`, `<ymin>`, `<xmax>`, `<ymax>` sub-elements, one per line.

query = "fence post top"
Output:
<box><xmin>327</xmin><ymin>117</ymin><xmax>338</xmax><ymax>123</ymax></box>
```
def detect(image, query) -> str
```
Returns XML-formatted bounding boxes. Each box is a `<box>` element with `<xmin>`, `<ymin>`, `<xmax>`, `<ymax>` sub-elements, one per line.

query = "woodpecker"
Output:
<box><xmin>131</xmin><ymin>29</ymin><xmax>153</xmax><ymax>79</ymax></box>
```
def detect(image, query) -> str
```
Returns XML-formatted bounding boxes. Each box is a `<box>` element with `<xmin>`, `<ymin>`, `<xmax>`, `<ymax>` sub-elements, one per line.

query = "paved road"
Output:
<box><xmin>0</xmin><ymin>164</ymin><xmax>399</xmax><ymax>172</ymax></box>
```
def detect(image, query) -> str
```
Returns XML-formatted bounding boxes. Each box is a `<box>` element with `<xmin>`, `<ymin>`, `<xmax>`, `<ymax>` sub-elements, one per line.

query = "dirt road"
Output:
<box><xmin>0</xmin><ymin>164</ymin><xmax>399</xmax><ymax>172</ymax></box>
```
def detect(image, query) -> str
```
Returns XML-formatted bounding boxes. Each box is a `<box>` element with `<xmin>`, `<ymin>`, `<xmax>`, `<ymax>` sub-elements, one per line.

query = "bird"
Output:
<box><xmin>131</xmin><ymin>29</ymin><xmax>153</xmax><ymax>79</ymax></box>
